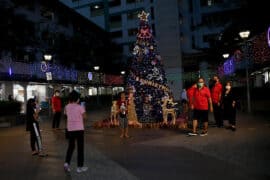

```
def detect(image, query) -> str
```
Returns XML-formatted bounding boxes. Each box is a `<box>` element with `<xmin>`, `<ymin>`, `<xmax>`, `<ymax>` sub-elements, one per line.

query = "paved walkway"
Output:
<box><xmin>0</xmin><ymin>107</ymin><xmax>269</xmax><ymax>180</ymax></box>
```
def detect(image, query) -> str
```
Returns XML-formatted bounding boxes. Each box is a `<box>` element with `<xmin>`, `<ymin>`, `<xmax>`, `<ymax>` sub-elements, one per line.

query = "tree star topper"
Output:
<box><xmin>138</xmin><ymin>11</ymin><xmax>149</xmax><ymax>21</ymax></box>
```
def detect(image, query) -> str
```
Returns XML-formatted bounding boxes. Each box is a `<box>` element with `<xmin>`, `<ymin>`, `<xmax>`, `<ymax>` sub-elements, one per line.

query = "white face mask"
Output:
<box><xmin>225</xmin><ymin>85</ymin><xmax>231</xmax><ymax>90</ymax></box>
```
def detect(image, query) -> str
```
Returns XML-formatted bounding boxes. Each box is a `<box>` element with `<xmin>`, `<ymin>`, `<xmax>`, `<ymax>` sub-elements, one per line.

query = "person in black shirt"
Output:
<box><xmin>26</xmin><ymin>98</ymin><xmax>47</xmax><ymax>156</ymax></box>
<box><xmin>221</xmin><ymin>81</ymin><xmax>237</xmax><ymax>131</ymax></box>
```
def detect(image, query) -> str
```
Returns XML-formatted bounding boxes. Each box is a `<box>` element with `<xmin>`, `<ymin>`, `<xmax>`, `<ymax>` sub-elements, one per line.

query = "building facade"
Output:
<box><xmin>0</xmin><ymin>0</ymin><xmax>124</xmax><ymax>111</ymax></box>
<box><xmin>60</xmin><ymin>0</ymin><xmax>183</xmax><ymax>100</ymax></box>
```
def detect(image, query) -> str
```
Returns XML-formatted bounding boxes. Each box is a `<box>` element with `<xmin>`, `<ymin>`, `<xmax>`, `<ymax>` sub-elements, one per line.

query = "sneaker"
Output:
<box><xmin>38</xmin><ymin>151</ymin><xmax>48</xmax><ymax>157</ymax></box>
<box><xmin>64</xmin><ymin>163</ymin><xmax>71</xmax><ymax>172</ymax></box>
<box><xmin>200</xmin><ymin>131</ymin><xmax>208</xmax><ymax>136</ymax></box>
<box><xmin>188</xmin><ymin>132</ymin><xmax>198</xmax><ymax>136</ymax></box>
<box><xmin>76</xmin><ymin>166</ymin><xmax>88</xmax><ymax>173</ymax></box>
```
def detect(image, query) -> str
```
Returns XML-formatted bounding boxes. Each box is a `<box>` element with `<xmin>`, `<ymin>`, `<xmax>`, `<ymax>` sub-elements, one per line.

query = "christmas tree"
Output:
<box><xmin>127</xmin><ymin>11</ymin><xmax>170</xmax><ymax>123</ymax></box>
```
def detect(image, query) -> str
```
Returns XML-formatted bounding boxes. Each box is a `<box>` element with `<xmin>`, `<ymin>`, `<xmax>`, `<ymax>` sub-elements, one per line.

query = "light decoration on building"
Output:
<box><xmin>223</xmin><ymin>56</ymin><xmax>235</xmax><ymax>75</ymax></box>
<box><xmin>88</xmin><ymin>72</ymin><xmax>93</xmax><ymax>80</ymax></box>
<box><xmin>253</xmin><ymin>31</ymin><xmax>270</xmax><ymax>64</ymax></box>
<box><xmin>0</xmin><ymin>59</ymin><xmax>77</xmax><ymax>82</ymax></box>
<box><xmin>9</xmin><ymin>67</ymin><xmax>12</xmax><ymax>76</ymax></box>
<box><xmin>40</xmin><ymin>61</ymin><xmax>48</xmax><ymax>72</ymax></box>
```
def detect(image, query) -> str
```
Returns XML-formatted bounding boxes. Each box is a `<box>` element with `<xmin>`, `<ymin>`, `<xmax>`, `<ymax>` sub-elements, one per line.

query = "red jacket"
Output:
<box><xmin>51</xmin><ymin>96</ymin><xmax>62</xmax><ymax>112</ymax></box>
<box><xmin>211</xmin><ymin>82</ymin><xmax>222</xmax><ymax>104</ymax></box>
<box><xmin>193</xmin><ymin>86</ymin><xmax>211</xmax><ymax>110</ymax></box>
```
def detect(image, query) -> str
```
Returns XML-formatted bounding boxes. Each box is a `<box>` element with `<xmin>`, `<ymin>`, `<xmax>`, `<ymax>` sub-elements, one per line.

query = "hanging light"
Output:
<box><xmin>94</xmin><ymin>66</ymin><xmax>100</xmax><ymax>71</ymax></box>
<box><xmin>44</xmin><ymin>54</ymin><xmax>52</xmax><ymax>61</ymax></box>
<box><xmin>222</xmin><ymin>53</ymin><xmax>229</xmax><ymax>59</ymax></box>
<box><xmin>239</xmin><ymin>30</ymin><xmax>250</xmax><ymax>39</ymax></box>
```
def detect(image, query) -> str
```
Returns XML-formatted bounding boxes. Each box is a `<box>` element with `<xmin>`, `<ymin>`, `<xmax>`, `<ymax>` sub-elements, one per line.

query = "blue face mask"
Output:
<box><xmin>197</xmin><ymin>82</ymin><xmax>204</xmax><ymax>88</ymax></box>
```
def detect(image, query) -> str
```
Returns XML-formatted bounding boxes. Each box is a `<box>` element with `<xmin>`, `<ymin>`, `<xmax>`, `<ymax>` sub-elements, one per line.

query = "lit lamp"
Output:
<box><xmin>44</xmin><ymin>54</ymin><xmax>52</xmax><ymax>61</ymax></box>
<box><xmin>121</xmin><ymin>71</ymin><xmax>125</xmax><ymax>75</ymax></box>
<box><xmin>94</xmin><ymin>66</ymin><xmax>100</xmax><ymax>71</ymax></box>
<box><xmin>222</xmin><ymin>53</ymin><xmax>229</xmax><ymax>59</ymax></box>
<box><xmin>239</xmin><ymin>30</ymin><xmax>251</xmax><ymax>113</ymax></box>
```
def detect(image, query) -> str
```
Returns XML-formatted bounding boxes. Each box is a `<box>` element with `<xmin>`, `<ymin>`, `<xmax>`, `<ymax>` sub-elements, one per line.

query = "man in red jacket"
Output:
<box><xmin>188</xmin><ymin>78</ymin><xmax>213</xmax><ymax>136</ymax></box>
<box><xmin>51</xmin><ymin>90</ymin><xmax>62</xmax><ymax>129</ymax></box>
<box><xmin>211</xmin><ymin>75</ymin><xmax>223</xmax><ymax>127</ymax></box>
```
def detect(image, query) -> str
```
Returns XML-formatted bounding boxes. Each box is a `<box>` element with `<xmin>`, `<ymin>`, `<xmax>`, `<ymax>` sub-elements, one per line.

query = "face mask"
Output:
<box><xmin>197</xmin><ymin>82</ymin><xmax>204</xmax><ymax>88</ymax></box>
<box><xmin>225</xmin><ymin>85</ymin><xmax>231</xmax><ymax>90</ymax></box>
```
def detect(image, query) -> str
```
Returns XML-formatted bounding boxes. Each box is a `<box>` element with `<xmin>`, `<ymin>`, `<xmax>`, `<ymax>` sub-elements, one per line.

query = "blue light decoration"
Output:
<box><xmin>223</xmin><ymin>56</ymin><xmax>235</xmax><ymax>75</ymax></box>
<box><xmin>9</xmin><ymin>66</ymin><xmax>12</xmax><ymax>76</ymax></box>
<box><xmin>88</xmin><ymin>72</ymin><xmax>93</xmax><ymax>80</ymax></box>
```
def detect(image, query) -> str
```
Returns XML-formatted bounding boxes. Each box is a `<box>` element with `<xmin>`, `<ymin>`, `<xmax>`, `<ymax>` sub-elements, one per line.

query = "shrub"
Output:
<box><xmin>0</xmin><ymin>101</ymin><xmax>21</xmax><ymax>115</ymax></box>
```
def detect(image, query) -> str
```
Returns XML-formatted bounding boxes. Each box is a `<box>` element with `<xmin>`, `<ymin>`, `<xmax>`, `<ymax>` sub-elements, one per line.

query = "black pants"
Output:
<box><xmin>213</xmin><ymin>103</ymin><xmax>223</xmax><ymax>127</ymax></box>
<box><xmin>65</xmin><ymin>130</ymin><xmax>84</xmax><ymax>167</ymax></box>
<box><xmin>224</xmin><ymin>107</ymin><xmax>236</xmax><ymax>126</ymax></box>
<box><xmin>52</xmin><ymin>112</ymin><xmax>61</xmax><ymax>128</ymax></box>
<box><xmin>30</xmin><ymin>122</ymin><xmax>42</xmax><ymax>151</ymax></box>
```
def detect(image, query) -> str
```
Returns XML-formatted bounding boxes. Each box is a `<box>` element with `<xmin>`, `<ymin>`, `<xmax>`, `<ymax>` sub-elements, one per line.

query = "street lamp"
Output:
<box><xmin>94</xmin><ymin>66</ymin><xmax>100</xmax><ymax>106</ymax></box>
<box><xmin>239</xmin><ymin>30</ymin><xmax>251</xmax><ymax>113</ymax></box>
<box><xmin>121</xmin><ymin>71</ymin><xmax>125</xmax><ymax>75</ymax></box>
<box><xmin>222</xmin><ymin>53</ymin><xmax>229</xmax><ymax>59</ymax></box>
<box><xmin>44</xmin><ymin>54</ymin><xmax>52</xmax><ymax>61</ymax></box>
<box><xmin>94</xmin><ymin>66</ymin><xmax>100</xmax><ymax>71</ymax></box>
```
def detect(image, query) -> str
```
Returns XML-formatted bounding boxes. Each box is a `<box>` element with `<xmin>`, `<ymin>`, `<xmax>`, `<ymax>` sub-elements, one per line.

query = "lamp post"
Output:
<box><xmin>239</xmin><ymin>30</ymin><xmax>251</xmax><ymax>113</ymax></box>
<box><xmin>94</xmin><ymin>66</ymin><xmax>100</xmax><ymax>106</ymax></box>
<box><xmin>43</xmin><ymin>53</ymin><xmax>53</xmax><ymax>116</ymax></box>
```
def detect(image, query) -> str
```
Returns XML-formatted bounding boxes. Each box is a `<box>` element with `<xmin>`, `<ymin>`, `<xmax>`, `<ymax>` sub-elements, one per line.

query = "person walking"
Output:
<box><xmin>51</xmin><ymin>90</ymin><xmax>62</xmax><ymax>130</ymax></box>
<box><xmin>64</xmin><ymin>90</ymin><xmax>88</xmax><ymax>173</ymax></box>
<box><xmin>188</xmin><ymin>78</ymin><xmax>213</xmax><ymax>136</ymax></box>
<box><xmin>26</xmin><ymin>98</ymin><xmax>47</xmax><ymax>157</ymax></box>
<box><xmin>221</xmin><ymin>81</ymin><xmax>237</xmax><ymax>131</ymax></box>
<box><xmin>186</xmin><ymin>83</ymin><xmax>197</xmax><ymax>123</ymax></box>
<box><xmin>211</xmin><ymin>75</ymin><xmax>223</xmax><ymax>127</ymax></box>
<box><xmin>117</xmin><ymin>92</ymin><xmax>129</xmax><ymax>138</ymax></box>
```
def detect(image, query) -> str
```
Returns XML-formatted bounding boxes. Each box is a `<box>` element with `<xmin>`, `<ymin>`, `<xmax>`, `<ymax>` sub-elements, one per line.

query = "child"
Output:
<box><xmin>111</xmin><ymin>100</ymin><xmax>118</xmax><ymax>126</ymax></box>
<box><xmin>117</xmin><ymin>92</ymin><xmax>129</xmax><ymax>138</ymax></box>
<box><xmin>26</xmin><ymin>98</ymin><xmax>47</xmax><ymax>157</ymax></box>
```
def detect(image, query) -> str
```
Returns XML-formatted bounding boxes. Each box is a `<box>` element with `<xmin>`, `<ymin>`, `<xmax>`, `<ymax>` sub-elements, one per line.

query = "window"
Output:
<box><xmin>203</xmin><ymin>34</ymin><xmax>218</xmax><ymax>43</ymax></box>
<box><xmin>90</xmin><ymin>3</ymin><xmax>104</xmax><ymax>17</ymax></box>
<box><xmin>109</xmin><ymin>0</ymin><xmax>121</xmax><ymax>7</ymax></box>
<box><xmin>128</xmin><ymin>42</ymin><xmax>136</xmax><ymax>52</ymax></box>
<box><xmin>128</xmin><ymin>28</ymin><xmax>138</xmax><ymax>36</ymax></box>
<box><xmin>126</xmin><ymin>0</ymin><xmax>144</xmax><ymax>4</ymax></box>
<box><xmin>127</xmin><ymin>10</ymin><xmax>142</xmax><ymax>20</ymax></box>
<box><xmin>151</xmin><ymin>7</ymin><xmax>154</xmax><ymax>20</ymax></box>
<box><xmin>109</xmin><ymin>15</ymin><xmax>122</xmax><ymax>29</ymax></box>
<box><xmin>151</xmin><ymin>24</ymin><xmax>156</xmax><ymax>36</ymax></box>
<box><xmin>111</xmin><ymin>31</ymin><xmax>123</xmax><ymax>38</ymax></box>
<box><xmin>200</xmin><ymin>0</ymin><xmax>224</xmax><ymax>7</ymax></box>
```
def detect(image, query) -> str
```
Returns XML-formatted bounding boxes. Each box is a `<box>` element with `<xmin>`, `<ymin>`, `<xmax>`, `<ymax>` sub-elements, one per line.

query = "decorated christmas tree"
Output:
<box><xmin>127</xmin><ymin>11</ymin><xmax>170</xmax><ymax>123</ymax></box>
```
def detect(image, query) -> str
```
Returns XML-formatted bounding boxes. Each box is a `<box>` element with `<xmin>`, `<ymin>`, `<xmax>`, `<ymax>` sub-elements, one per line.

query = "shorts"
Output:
<box><xmin>193</xmin><ymin>109</ymin><xmax>209</xmax><ymax>123</ymax></box>
<box><xmin>119</xmin><ymin>116</ymin><xmax>128</xmax><ymax>128</ymax></box>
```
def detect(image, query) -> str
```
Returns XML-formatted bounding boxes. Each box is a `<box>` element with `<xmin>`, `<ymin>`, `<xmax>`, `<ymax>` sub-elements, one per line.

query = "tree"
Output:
<box><xmin>126</xmin><ymin>11</ymin><xmax>170</xmax><ymax>123</ymax></box>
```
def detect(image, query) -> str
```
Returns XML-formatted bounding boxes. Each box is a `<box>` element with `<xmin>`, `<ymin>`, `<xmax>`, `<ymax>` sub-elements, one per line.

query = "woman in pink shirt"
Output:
<box><xmin>63</xmin><ymin>91</ymin><xmax>88</xmax><ymax>173</ymax></box>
